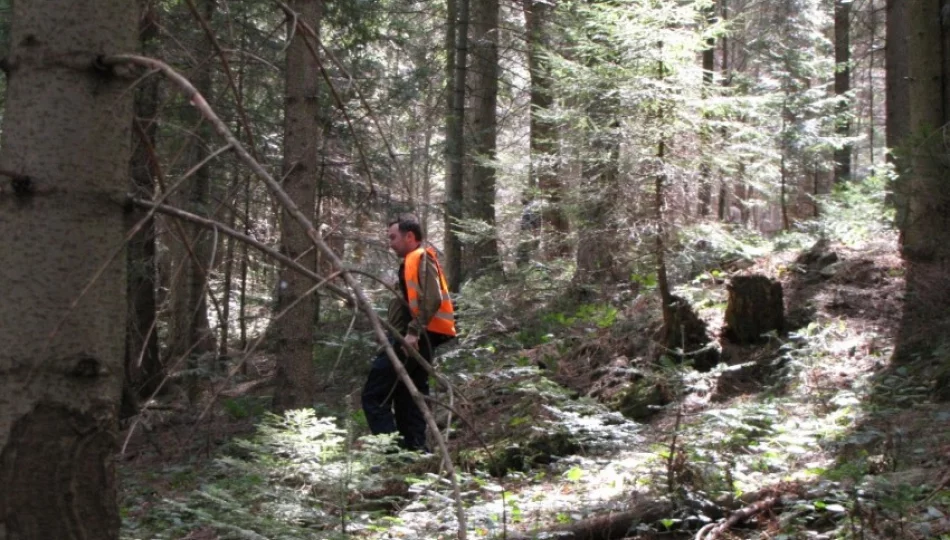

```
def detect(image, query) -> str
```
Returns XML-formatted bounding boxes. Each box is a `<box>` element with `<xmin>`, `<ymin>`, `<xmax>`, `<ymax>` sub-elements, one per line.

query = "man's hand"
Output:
<box><xmin>403</xmin><ymin>333</ymin><xmax>419</xmax><ymax>353</ymax></box>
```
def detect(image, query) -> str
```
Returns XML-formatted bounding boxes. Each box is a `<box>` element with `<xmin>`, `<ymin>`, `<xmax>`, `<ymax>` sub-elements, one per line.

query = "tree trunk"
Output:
<box><xmin>899</xmin><ymin>0</ymin><xmax>950</xmax><ymax>262</ymax></box>
<box><xmin>834</xmin><ymin>0</ymin><xmax>852</xmax><ymax>184</ymax></box>
<box><xmin>168</xmin><ymin>0</ymin><xmax>217</xmax><ymax>366</ymax></box>
<box><xmin>524</xmin><ymin>0</ymin><xmax>569</xmax><ymax>261</ymax></box>
<box><xmin>724</xmin><ymin>275</ymin><xmax>785</xmax><ymax>344</ymax></box>
<box><xmin>444</xmin><ymin>0</ymin><xmax>468</xmax><ymax>291</ymax></box>
<box><xmin>273</xmin><ymin>0</ymin><xmax>322</xmax><ymax>412</ymax></box>
<box><xmin>885</xmin><ymin>0</ymin><xmax>909</xmax><ymax>158</ymax></box>
<box><xmin>0</xmin><ymin>0</ymin><xmax>136</xmax><ymax>537</ymax></box>
<box><xmin>126</xmin><ymin>1</ymin><xmax>163</xmax><ymax>399</ymax></box>
<box><xmin>575</xmin><ymin>117</ymin><xmax>621</xmax><ymax>285</ymax></box>
<box><xmin>467</xmin><ymin>0</ymin><xmax>502</xmax><ymax>276</ymax></box>
<box><xmin>698</xmin><ymin>0</ymin><xmax>716</xmax><ymax>218</ymax></box>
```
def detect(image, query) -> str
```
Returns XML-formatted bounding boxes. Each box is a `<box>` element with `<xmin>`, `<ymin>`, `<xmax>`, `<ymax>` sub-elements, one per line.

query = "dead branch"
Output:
<box><xmin>109</xmin><ymin>54</ymin><xmax>468</xmax><ymax>539</ymax></box>
<box><xmin>697</xmin><ymin>494</ymin><xmax>780</xmax><ymax>540</ymax></box>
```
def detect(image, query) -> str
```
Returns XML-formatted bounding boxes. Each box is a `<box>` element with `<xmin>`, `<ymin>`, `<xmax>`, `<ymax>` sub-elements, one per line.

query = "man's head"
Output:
<box><xmin>387</xmin><ymin>216</ymin><xmax>423</xmax><ymax>257</ymax></box>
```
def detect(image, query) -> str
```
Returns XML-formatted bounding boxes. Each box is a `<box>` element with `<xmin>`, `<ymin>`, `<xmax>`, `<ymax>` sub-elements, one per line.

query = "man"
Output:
<box><xmin>361</xmin><ymin>217</ymin><xmax>456</xmax><ymax>451</ymax></box>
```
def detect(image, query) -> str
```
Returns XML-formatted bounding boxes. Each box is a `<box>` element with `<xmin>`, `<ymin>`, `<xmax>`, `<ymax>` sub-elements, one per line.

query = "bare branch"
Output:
<box><xmin>106</xmin><ymin>55</ymin><xmax>468</xmax><ymax>536</ymax></box>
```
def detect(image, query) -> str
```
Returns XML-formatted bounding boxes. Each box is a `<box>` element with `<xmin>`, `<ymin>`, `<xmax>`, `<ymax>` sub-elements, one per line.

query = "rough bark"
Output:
<box><xmin>444</xmin><ymin>0</ymin><xmax>468</xmax><ymax>291</ymax></box>
<box><xmin>524</xmin><ymin>0</ymin><xmax>569</xmax><ymax>261</ymax></box>
<box><xmin>0</xmin><ymin>0</ymin><xmax>137</xmax><ymax>537</ymax></box>
<box><xmin>168</xmin><ymin>0</ymin><xmax>217</xmax><ymax>365</ymax></box>
<box><xmin>899</xmin><ymin>0</ymin><xmax>950</xmax><ymax>262</ymax></box>
<box><xmin>466</xmin><ymin>0</ymin><xmax>502</xmax><ymax>276</ymax></box>
<box><xmin>575</xmin><ymin>119</ymin><xmax>621</xmax><ymax>285</ymax></box>
<box><xmin>834</xmin><ymin>0</ymin><xmax>852</xmax><ymax>183</ymax></box>
<box><xmin>698</xmin><ymin>0</ymin><xmax>716</xmax><ymax>218</ymax></box>
<box><xmin>724</xmin><ymin>275</ymin><xmax>784</xmax><ymax>344</ymax></box>
<box><xmin>892</xmin><ymin>0</ymin><xmax>950</xmax><ymax>360</ymax></box>
<box><xmin>885</xmin><ymin>0</ymin><xmax>909</xmax><ymax>159</ymax></box>
<box><xmin>126</xmin><ymin>2</ymin><xmax>163</xmax><ymax>398</ymax></box>
<box><xmin>272</xmin><ymin>0</ymin><xmax>322</xmax><ymax>412</ymax></box>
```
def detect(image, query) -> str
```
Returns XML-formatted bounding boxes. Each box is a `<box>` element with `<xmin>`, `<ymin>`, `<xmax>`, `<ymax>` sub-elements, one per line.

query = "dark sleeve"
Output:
<box><xmin>387</xmin><ymin>295</ymin><xmax>411</xmax><ymax>334</ymax></box>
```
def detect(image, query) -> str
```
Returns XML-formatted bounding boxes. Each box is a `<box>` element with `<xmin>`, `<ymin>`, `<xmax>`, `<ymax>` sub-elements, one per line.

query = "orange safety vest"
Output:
<box><xmin>404</xmin><ymin>246</ymin><xmax>457</xmax><ymax>337</ymax></box>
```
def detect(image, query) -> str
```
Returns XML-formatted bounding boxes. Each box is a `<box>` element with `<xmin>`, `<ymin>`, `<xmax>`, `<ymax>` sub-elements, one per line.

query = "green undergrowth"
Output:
<box><xmin>122</xmin><ymin>176</ymin><xmax>950</xmax><ymax>539</ymax></box>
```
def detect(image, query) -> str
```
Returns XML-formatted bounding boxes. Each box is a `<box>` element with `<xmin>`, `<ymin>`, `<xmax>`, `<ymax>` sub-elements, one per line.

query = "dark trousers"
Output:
<box><xmin>361</xmin><ymin>334</ymin><xmax>442</xmax><ymax>451</ymax></box>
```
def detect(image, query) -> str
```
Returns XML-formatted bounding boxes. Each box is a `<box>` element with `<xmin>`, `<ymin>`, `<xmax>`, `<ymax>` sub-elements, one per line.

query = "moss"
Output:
<box><xmin>616</xmin><ymin>378</ymin><xmax>670</xmax><ymax>422</ymax></box>
<box><xmin>485</xmin><ymin>432</ymin><xmax>581</xmax><ymax>477</ymax></box>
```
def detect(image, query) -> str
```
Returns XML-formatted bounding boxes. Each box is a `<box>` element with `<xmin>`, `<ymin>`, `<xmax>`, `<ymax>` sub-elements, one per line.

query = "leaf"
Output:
<box><xmin>564</xmin><ymin>466</ymin><xmax>584</xmax><ymax>482</ymax></box>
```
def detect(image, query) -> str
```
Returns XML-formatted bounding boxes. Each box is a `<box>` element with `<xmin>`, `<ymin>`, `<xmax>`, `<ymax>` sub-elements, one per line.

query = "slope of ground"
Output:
<box><xmin>119</xmin><ymin>219</ymin><xmax>950</xmax><ymax>540</ymax></box>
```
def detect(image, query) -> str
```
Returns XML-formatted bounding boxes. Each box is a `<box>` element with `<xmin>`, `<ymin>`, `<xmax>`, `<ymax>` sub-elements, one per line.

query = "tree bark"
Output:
<box><xmin>524</xmin><ymin>0</ymin><xmax>569</xmax><ymax>261</ymax></box>
<box><xmin>885</xmin><ymin>0</ymin><xmax>909</xmax><ymax>158</ymax></box>
<box><xmin>698</xmin><ymin>0</ymin><xmax>716</xmax><ymax>218</ymax></box>
<box><xmin>444</xmin><ymin>0</ymin><xmax>468</xmax><ymax>291</ymax></box>
<box><xmin>168</xmin><ymin>0</ymin><xmax>217</xmax><ymax>366</ymax></box>
<box><xmin>897</xmin><ymin>0</ymin><xmax>950</xmax><ymax>262</ymax></box>
<box><xmin>834</xmin><ymin>0</ymin><xmax>852</xmax><ymax>184</ymax></box>
<box><xmin>466</xmin><ymin>0</ymin><xmax>502</xmax><ymax>276</ymax></box>
<box><xmin>575</xmin><ymin>117</ymin><xmax>621</xmax><ymax>285</ymax></box>
<box><xmin>126</xmin><ymin>1</ymin><xmax>163</xmax><ymax>398</ymax></box>
<box><xmin>0</xmin><ymin>0</ymin><xmax>136</xmax><ymax>537</ymax></box>
<box><xmin>273</xmin><ymin>0</ymin><xmax>322</xmax><ymax>412</ymax></box>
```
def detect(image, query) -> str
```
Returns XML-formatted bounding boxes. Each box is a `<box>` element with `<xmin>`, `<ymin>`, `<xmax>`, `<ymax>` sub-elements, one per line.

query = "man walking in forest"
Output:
<box><xmin>362</xmin><ymin>216</ymin><xmax>457</xmax><ymax>451</ymax></box>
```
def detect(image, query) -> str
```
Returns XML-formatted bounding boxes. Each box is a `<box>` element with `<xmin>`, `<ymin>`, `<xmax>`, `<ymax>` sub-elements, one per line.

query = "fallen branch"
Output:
<box><xmin>696</xmin><ymin>493</ymin><xmax>780</xmax><ymax>540</ymax></box>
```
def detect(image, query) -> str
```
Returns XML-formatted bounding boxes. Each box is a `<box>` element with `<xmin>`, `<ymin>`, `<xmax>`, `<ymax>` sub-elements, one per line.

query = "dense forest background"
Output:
<box><xmin>0</xmin><ymin>0</ymin><xmax>949</xmax><ymax>538</ymax></box>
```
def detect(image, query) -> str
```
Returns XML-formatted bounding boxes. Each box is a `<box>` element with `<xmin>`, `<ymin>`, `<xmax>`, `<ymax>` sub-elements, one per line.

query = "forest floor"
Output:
<box><xmin>119</xmin><ymin>221</ymin><xmax>950</xmax><ymax>539</ymax></box>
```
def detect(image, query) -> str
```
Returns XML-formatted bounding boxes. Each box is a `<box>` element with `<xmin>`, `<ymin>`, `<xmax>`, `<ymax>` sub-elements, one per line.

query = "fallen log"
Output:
<box><xmin>508</xmin><ymin>499</ymin><xmax>675</xmax><ymax>540</ymax></box>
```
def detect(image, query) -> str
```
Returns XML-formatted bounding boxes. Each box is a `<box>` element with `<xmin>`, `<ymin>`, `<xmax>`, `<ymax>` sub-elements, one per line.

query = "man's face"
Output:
<box><xmin>388</xmin><ymin>223</ymin><xmax>415</xmax><ymax>257</ymax></box>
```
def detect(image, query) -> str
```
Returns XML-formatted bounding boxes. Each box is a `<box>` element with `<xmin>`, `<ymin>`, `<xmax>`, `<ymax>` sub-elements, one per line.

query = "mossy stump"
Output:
<box><xmin>724</xmin><ymin>274</ymin><xmax>784</xmax><ymax>344</ymax></box>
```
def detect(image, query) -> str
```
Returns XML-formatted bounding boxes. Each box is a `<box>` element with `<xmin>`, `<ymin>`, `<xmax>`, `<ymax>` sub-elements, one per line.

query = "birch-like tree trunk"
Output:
<box><xmin>0</xmin><ymin>0</ymin><xmax>136</xmax><ymax>537</ymax></box>
<box><xmin>273</xmin><ymin>0</ymin><xmax>321</xmax><ymax>411</ymax></box>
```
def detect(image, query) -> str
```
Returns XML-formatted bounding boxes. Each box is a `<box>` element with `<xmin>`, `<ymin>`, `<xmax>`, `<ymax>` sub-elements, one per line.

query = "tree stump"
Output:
<box><xmin>658</xmin><ymin>295</ymin><xmax>720</xmax><ymax>371</ymax></box>
<box><xmin>724</xmin><ymin>275</ymin><xmax>784</xmax><ymax>344</ymax></box>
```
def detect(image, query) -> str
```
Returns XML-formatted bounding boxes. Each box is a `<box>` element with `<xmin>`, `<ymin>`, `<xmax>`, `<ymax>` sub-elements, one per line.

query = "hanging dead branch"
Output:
<box><xmin>108</xmin><ymin>54</ymin><xmax>469</xmax><ymax>538</ymax></box>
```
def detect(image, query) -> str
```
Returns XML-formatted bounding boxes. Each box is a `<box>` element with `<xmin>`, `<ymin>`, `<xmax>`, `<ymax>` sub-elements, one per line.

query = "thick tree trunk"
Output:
<box><xmin>444</xmin><ymin>0</ymin><xmax>468</xmax><ymax>291</ymax></box>
<box><xmin>899</xmin><ymin>0</ymin><xmax>950</xmax><ymax>262</ymax></box>
<box><xmin>0</xmin><ymin>0</ymin><xmax>136</xmax><ymax>537</ymax></box>
<box><xmin>467</xmin><ymin>0</ymin><xmax>502</xmax><ymax>276</ymax></box>
<box><xmin>834</xmin><ymin>0</ymin><xmax>852</xmax><ymax>184</ymax></box>
<box><xmin>524</xmin><ymin>0</ymin><xmax>569</xmax><ymax>261</ymax></box>
<box><xmin>272</xmin><ymin>0</ymin><xmax>322</xmax><ymax>412</ymax></box>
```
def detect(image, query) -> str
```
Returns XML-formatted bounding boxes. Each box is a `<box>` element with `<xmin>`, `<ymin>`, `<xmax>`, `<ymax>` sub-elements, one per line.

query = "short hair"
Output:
<box><xmin>388</xmin><ymin>215</ymin><xmax>424</xmax><ymax>242</ymax></box>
